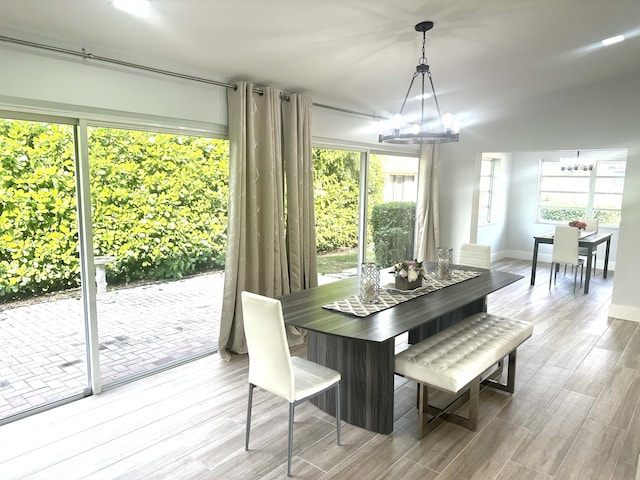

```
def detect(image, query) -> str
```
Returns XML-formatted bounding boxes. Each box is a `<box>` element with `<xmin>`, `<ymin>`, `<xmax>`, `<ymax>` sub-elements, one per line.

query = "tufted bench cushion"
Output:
<box><xmin>395</xmin><ymin>312</ymin><xmax>533</xmax><ymax>437</ymax></box>
<box><xmin>396</xmin><ymin>312</ymin><xmax>533</xmax><ymax>393</ymax></box>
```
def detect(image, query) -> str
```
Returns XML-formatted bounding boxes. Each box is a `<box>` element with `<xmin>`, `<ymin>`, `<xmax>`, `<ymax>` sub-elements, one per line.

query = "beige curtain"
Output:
<box><xmin>283</xmin><ymin>94</ymin><xmax>318</xmax><ymax>291</ymax></box>
<box><xmin>415</xmin><ymin>144</ymin><xmax>440</xmax><ymax>262</ymax></box>
<box><xmin>218</xmin><ymin>83</ymin><xmax>312</xmax><ymax>360</ymax></box>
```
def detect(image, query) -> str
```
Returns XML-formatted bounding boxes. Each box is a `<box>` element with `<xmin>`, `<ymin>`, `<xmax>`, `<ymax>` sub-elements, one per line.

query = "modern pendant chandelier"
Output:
<box><xmin>560</xmin><ymin>150</ymin><xmax>594</xmax><ymax>172</ymax></box>
<box><xmin>379</xmin><ymin>21</ymin><xmax>460</xmax><ymax>145</ymax></box>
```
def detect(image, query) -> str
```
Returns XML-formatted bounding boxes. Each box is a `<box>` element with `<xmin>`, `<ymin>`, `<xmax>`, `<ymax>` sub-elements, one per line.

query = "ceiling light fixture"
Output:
<box><xmin>560</xmin><ymin>150</ymin><xmax>594</xmax><ymax>172</ymax></box>
<box><xmin>110</xmin><ymin>0</ymin><xmax>150</xmax><ymax>17</ymax></box>
<box><xmin>601</xmin><ymin>35</ymin><xmax>625</xmax><ymax>46</ymax></box>
<box><xmin>379</xmin><ymin>21</ymin><xmax>459</xmax><ymax>145</ymax></box>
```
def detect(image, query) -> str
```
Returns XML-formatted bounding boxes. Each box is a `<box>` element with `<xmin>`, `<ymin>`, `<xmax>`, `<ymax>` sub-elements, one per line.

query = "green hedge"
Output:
<box><xmin>1</xmin><ymin>122</ymin><xmax>385</xmax><ymax>301</ymax></box>
<box><xmin>539</xmin><ymin>207</ymin><xmax>619</xmax><ymax>225</ymax></box>
<box><xmin>1</xmin><ymin>121</ymin><xmax>79</xmax><ymax>298</ymax></box>
<box><xmin>312</xmin><ymin>148</ymin><xmax>384</xmax><ymax>253</ymax></box>
<box><xmin>313</xmin><ymin>148</ymin><xmax>360</xmax><ymax>252</ymax></box>
<box><xmin>370</xmin><ymin>202</ymin><xmax>416</xmax><ymax>268</ymax></box>
<box><xmin>0</xmin><ymin>119</ymin><xmax>229</xmax><ymax>300</ymax></box>
<box><xmin>89</xmin><ymin>128</ymin><xmax>229</xmax><ymax>284</ymax></box>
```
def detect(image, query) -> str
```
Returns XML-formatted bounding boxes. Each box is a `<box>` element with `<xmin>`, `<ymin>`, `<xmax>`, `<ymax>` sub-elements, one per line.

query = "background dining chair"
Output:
<box><xmin>241</xmin><ymin>291</ymin><xmax>341</xmax><ymax>477</ymax></box>
<box><xmin>458</xmin><ymin>243</ymin><xmax>491</xmax><ymax>269</ymax></box>
<box><xmin>549</xmin><ymin>226</ymin><xmax>584</xmax><ymax>293</ymax></box>
<box><xmin>578</xmin><ymin>218</ymin><xmax>599</xmax><ymax>276</ymax></box>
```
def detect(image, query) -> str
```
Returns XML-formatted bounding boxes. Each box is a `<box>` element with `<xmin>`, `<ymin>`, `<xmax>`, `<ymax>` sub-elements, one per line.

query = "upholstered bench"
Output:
<box><xmin>395</xmin><ymin>312</ymin><xmax>533</xmax><ymax>438</ymax></box>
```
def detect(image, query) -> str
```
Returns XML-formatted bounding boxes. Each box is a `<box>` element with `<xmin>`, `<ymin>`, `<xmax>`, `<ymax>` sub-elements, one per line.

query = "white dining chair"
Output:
<box><xmin>578</xmin><ymin>218</ymin><xmax>599</xmax><ymax>275</ymax></box>
<box><xmin>241</xmin><ymin>291</ymin><xmax>341</xmax><ymax>477</ymax></box>
<box><xmin>549</xmin><ymin>226</ymin><xmax>584</xmax><ymax>293</ymax></box>
<box><xmin>458</xmin><ymin>243</ymin><xmax>491</xmax><ymax>269</ymax></box>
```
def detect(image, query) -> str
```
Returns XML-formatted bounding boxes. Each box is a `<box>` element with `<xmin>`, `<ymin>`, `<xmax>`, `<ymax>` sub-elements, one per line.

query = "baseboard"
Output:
<box><xmin>608</xmin><ymin>304</ymin><xmax>640</xmax><ymax>323</ymax></box>
<box><xmin>494</xmin><ymin>250</ymin><xmax>615</xmax><ymax>272</ymax></box>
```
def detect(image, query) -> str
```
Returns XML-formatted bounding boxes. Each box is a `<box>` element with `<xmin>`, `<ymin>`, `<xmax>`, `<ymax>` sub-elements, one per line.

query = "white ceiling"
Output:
<box><xmin>1</xmin><ymin>0</ymin><xmax>639</xmax><ymax>123</ymax></box>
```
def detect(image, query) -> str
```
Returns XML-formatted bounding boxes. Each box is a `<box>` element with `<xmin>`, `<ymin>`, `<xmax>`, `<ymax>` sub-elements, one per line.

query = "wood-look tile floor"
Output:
<box><xmin>1</xmin><ymin>258</ymin><xmax>638</xmax><ymax>479</ymax></box>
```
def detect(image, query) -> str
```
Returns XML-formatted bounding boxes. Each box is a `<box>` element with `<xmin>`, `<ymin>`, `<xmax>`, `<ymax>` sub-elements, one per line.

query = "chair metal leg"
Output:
<box><xmin>573</xmin><ymin>263</ymin><xmax>578</xmax><ymax>293</ymax></box>
<box><xmin>335</xmin><ymin>382</ymin><xmax>341</xmax><ymax>445</ymax></box>
<box><xmin>549</xmin><ymin>262</ymin><xmax>554</xmax><ymax>289</ymax></box>
<box><xmin>287</xmin><ymin>403</ymin><xmax>295</xmax><ymax>477</ymax></box>
<box><xmin>245</xmin><ymin>384</ymin><xmax>254</xmax><ymax>451</ymax></box>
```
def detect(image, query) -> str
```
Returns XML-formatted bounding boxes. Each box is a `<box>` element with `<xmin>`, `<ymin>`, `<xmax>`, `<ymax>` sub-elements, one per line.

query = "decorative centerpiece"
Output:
<box><xmin>569</xmin><ymin>220</ymin><xmax>587</xmax><ymax>230</ymax></box>
<box><xmin>360</xmin><ymin>262</ymin><xmax>380</xmax><ymax>303</ymax></box>
<box><xmin>437</xmin><ymin>247</ymin><xmax>453</xmax><ymax>279</ymax></box>
<box><xmin>392</xmin><ymin>260</ymin><xmax>426</xmax><ymax>290</ymax></box>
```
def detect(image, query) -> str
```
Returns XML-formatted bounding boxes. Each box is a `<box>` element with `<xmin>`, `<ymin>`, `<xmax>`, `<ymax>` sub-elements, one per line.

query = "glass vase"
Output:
<box><xmin>360</xmin><ymin>262</ymin><xmax>380</xmax><ymax>303</ymax></box>
<box><xmin>437</xmin><ymin>247</ymin><xmax>453</xmax><ymax>279</ymax></box>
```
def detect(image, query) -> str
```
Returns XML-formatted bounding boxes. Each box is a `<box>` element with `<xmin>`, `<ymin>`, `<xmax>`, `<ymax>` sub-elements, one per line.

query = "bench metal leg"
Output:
<box><xmin>418</xmin><ymin>377</ymin><xmax>480</xmax><ymax>439</ymax></box>
<box><xmin>482</xmin><ymin>350</ymin><xmax>517</xmax><ymax>393</ymax></box>
<box><xmin>414</xmin><ymin>348</ymin><xmax>520</xmax><ymax>439</ymax></box>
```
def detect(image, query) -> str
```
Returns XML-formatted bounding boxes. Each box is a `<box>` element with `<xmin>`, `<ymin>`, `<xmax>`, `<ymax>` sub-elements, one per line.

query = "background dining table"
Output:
<box><xmin>530</xmin><ymin>230</ymin><xmax>612</xmax><ymax>294</ymax></box>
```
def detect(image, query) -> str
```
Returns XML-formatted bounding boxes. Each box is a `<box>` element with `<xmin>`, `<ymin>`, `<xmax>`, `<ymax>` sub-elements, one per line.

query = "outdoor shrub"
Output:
<box><xmin>312</xmin><ymin>148</ymin><xmax>384</xmax><ymax>253</ymax></box>
<box><xmin>370</xmin><ymin>202</ymin><xmax>416</xmax><ymax>268</ymax></box>
<box><xmin>2</xmin><ymin>122</ymin><xmax>387</xmax><ymax>301</ymax></box>
<box><xmin>88</xmin><ymin>128</ymin><xmax>229</xmax><ymax>285</ymax></box>
<box><xmin>313</xmin><ymin>148</ymin><xmax>360</xmax><ymax>252</ymax></box>
<box><xmin>0</xmin><ymin>119</ymin><xmax>229</xmax><ymax>300</ymax></box>
<box><xmin>0</xmin><ymin>121</ymin><xmax>80</xmax><ymax>299</ymax></box>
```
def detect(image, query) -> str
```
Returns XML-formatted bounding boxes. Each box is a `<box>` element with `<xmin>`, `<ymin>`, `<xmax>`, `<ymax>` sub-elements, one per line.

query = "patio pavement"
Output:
<box><xmin>0</xmin><ymin>270</ymin><xmax>348</xmax><ymax>423</ymax></box>
<box><xmin>0</xmin><ymin>272</ymin><xmax>224</xmax><ymax>422</ymax></box>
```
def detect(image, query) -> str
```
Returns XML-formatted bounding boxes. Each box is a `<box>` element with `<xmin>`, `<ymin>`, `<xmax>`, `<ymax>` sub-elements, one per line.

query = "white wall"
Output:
<box><xmin>437</xmin><ymin>70</ymin><xmax>640</xmax><ymax>321</ymax></box>
<box><xmin>480</xmin><ymin>149</ymin><xmax>622</xmax><ymax>268</ymax></box>
<box><xmin>0</xmin><ymin>44</ymin><xmax>228</xmax><ymax>129</ymax></box>
<box><xmin>1</xmin><ymin>42</ymin><xmax>639</xmax><ymax>321</ymax></box>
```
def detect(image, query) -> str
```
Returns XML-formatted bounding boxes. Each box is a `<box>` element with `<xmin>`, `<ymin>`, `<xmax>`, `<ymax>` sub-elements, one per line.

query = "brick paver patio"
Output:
<box><xmin>0</xmin><ymin>272</ymin><xmax>224</xmax><ymax>422</ymax></box>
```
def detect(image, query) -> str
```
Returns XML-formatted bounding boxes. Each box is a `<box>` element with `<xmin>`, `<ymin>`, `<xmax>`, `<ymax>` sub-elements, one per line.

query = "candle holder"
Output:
<box><xmin>437</xmin><ymin>247</ymin><xmax>453</xmax><ymax>279</ymax></box>
<box><xmin>360</xmin><ymin>262</ymin><xmax>380</xmax><ymax>303</ymax></box>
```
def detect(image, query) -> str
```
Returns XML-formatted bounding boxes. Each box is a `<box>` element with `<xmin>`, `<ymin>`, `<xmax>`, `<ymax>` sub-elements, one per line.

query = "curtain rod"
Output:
<box><xmin>0</xmin><ymin>34</ymin><xmax>382</xmax><ymax>121</ymax></box>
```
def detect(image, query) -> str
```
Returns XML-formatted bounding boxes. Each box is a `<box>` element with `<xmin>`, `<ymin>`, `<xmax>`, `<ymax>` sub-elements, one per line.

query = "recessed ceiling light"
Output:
<box><xmin>111</xmin><ymin>0</ymin><xmax>150</xmax><ymax>17</ymax></box>
<box><xmin>601</xmin><ymin>35</ymin><xmax>625</xmax><ymax>46</ymax></box>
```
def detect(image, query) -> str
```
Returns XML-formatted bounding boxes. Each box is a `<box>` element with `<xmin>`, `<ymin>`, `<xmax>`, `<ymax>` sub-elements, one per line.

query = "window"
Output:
<box><xmin>537</xmin><ymin>151</ymin><xmax>626</xmax><ymax>227</ymax></box>
<box><xmin>478</xmin><ymin>158</ymin><xmax>496</xmax><ymax>225</ymax></box>
<box><xmin>312</xmin><ymin>150</ymin><xmax>418</xmax><ymax>278</ymax></box>
<box><xmin>87</xmin><ymin>126</ymin><xmax>228</xmax><ymax>387</ymax></box>
<box><xmin>385</xmin><ymin>174</ymin><xmax>417</xmax><ymax>202</ymax></box>
<box><xmin>370</xmin><ymin>155</ymin><xmax>419</xmax><ymax>269</ymax></box>
<box><xmin>0</xmin><ymin>116</ymin><xmax>87</xmax><ymax>422</ymax></box>
<box><xmin>313</xmin><ymin>148</ymin><xmax>363</xmax><ymax>279</ymax></box>
<box><xmin>1</xmin><ymin>112</ymin><xmax>229</xmax><ymax>423</ymax></box>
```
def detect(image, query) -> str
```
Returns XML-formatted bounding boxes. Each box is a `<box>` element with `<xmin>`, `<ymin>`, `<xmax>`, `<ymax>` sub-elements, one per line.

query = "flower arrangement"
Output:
<box><xmin>392</xmin><ymin>260</ymin><xmax>426</xmax><ymax>282</ymax></box>
<box><xmin>568</xmin><ymin>220</ymin><xmax>587</xmax><ymax>230</ymax></box>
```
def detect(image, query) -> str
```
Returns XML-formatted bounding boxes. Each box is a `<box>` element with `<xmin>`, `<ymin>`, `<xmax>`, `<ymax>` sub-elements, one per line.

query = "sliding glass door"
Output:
<box><xmin>366</xmin><ymin>154</ymin><xmax>420</xmax><ymax>269</ymax></box>
<box><xmin>313</xmin><ymin>148</ymin><xmax>363</xmax><ymax>282</ymax></box>
<box><xmin>0</xmin><ymin>114</ymin><xmax>230</xmax><ymax>423</ymax></box>
<box><xmin>0</xmin><ymin>116</ymin><xmax>87</xmax><ymax>422</ymax></box>
<box><xmin>87</xmin><ymin>126</ymin><xmax>228</xmax><ymax>387</ymax></box>
<box><xmin>312</xmin><ymin>148</ymin><xmax>419</xmax><ymax>283</ymax></box>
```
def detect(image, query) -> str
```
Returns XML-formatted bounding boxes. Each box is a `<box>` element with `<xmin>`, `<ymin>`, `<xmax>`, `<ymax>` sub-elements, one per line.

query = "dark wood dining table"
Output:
<box><xmin>530</xmin><ymin>231</ymin><xmax>612</xmax><ymax>294</ymax></box>
<box><xmin>280</xmin><ymin>265</ymin><xmax>523</xmax><ymax>434</ymax></box>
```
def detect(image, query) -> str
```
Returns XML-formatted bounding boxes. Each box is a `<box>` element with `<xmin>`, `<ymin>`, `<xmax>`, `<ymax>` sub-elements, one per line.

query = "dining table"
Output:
<box><xmin>530</xmin><ymin>231</ymin><xmax>612</xmax><ymax>294</ymax></box>
<box><xmin>280</xmin><ymin>264</ymin><xmax>523</xmax><ymax>434</ymax></box>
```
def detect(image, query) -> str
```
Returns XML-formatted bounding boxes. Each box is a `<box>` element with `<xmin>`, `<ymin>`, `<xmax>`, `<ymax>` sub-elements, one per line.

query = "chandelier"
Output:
<box><xmin>379</xmin><ymin>21</ymin><xmax>460</xmax><ymax>145</ymax></box>
<box><xmin>560</xmin><ymin>151</ymin><xmax>594</xmax><ymax>172</ymax></box>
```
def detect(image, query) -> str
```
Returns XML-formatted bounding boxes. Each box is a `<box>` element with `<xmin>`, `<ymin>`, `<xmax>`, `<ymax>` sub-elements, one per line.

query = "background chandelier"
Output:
<box><xmin>379</xmin><ymin>21</ymin><xmax>460</xmax><ymax>145</ymax></box>
<box><xmin>560</xmin><ymin>150</ymin><xmax>594</xmax><ymax>172</ymax></box>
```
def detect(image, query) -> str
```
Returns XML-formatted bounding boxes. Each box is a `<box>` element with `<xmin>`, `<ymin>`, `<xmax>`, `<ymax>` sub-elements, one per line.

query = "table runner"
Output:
<box><xmin>323</xmin><ymin>269</ymin><xmax>483</xmax><ymax>318</ymax></box>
